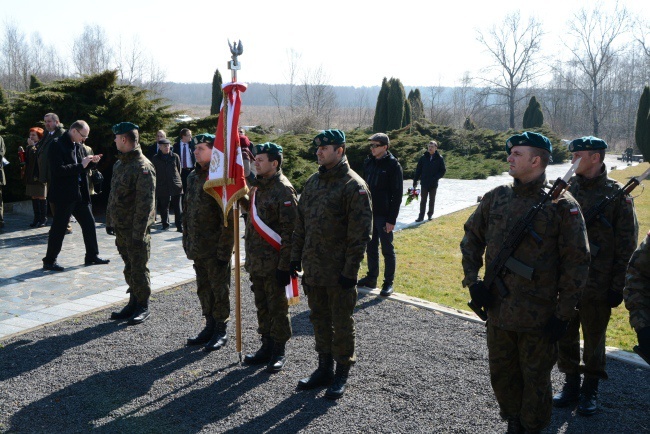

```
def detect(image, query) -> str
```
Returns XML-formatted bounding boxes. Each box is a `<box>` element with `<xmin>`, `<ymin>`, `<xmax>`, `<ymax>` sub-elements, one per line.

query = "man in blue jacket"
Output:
<box><xmin>358</xmin><ymin>133</ymin><xmax>403</xmax><ymax>296</ymax></box>
<box><xmin>413</xmin><ymin>140</ymin><xmax>446</xmax><ymax>222</ymax></box>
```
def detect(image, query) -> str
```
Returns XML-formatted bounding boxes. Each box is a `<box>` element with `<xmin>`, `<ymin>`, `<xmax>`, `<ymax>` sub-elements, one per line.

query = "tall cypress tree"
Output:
<box><xmin>0</xmin><ymin>83</ymin><xmax>8</xmax><ymax>127</ymax></box>
<box><xmin>635</xmin><ymin>86</ymin><xmax>650</xmax><ymax>160</ymax></box>
<box><xmin>403</xmin><ymin>98</ymin><xmax>412</xmax><ymax>127</ymax></box>
<box><xmin>386</xmin><ymin>77</ymin><xmax>406</xmax><ymax>131</ymax></box>
<box><xmin>210</xmin><ymin>69</ymin><xmax>223</xmax><ymax>115</ymax></box>
<box><xmin>522</xmin><ymin>96</ymin><xmax>543</xmax><ymax>128</ymax></box>
<box><xmin>408</xmin><ymin>88</ymin><xmax>425</xmax><ymax>122</ymax></box>
<box><xmin>373</xmin><ymin>77</ymin><xmax>389</xmax><ymax>132</ymax></box>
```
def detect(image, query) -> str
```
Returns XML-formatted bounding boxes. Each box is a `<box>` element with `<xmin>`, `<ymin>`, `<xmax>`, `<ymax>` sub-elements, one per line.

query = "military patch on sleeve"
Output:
<box><xmin>283</xmin><ymin>201</ymin><xmax>292</xmax><ymax>207</ymax></box>
<box><xmin>626</xmin><ymin>197</ymin><xmax>633</xmax><ymax>204</ymax></box>
<box><xmin>570</xmin><ymin>207</ymin><xmax>579</xmax><ymax>215</ymax></box>
<box><xmin>143</xmin><ymin>169</ymin><xmax>150</xmax><ymax>175</ymax></box>
<box><xmin>359</xmin><ymin>189</ymin><xmax>367</xmax><ymax>195</ymax></box>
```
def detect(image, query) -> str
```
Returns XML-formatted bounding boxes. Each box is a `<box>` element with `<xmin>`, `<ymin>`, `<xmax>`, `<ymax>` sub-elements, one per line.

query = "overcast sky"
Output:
<box><xmin>3</xmin><ymin>0</ymin><xmax>648</xmax><ymax>88</ymax></box>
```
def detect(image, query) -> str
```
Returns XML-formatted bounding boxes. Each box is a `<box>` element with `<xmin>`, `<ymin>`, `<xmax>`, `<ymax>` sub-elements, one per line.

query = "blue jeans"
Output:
<box><xmin>365</xmin><ymin>215</ymin><xmax>395</xmax><ymax>285</ymax></box>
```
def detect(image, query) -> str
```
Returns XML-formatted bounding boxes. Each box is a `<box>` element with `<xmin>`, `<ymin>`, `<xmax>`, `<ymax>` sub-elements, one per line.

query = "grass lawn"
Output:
<box><xmin>382</xmin><ymin>162</ymin><xmax>650</xmax><ymax>352</ymax></box>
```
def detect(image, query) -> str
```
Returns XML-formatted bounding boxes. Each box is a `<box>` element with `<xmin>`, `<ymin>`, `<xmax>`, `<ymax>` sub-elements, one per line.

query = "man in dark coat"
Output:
<box><xmin>152</xmin><ymin>139</ymin><xmax>183</xmax><ymax>231</ymax></box>
<box><xmin>173</xmin><ymin>128</ymin><xmax>195</xmax><ymax>194</ymax></box>
<box><xmin>42</xmin><ymin>120</ymin><xmax>109</xmax><ymax>271</ymax></box>
<box><xmin>413</xmin><ymin>140</ymin><xmax>446</xmax><ymax>222</ymax></box>
<box><xmin>358</xmin><ymin>133</ymin><xmax>403</xmax><ymax>296</ymax></box>
<box><xmin>0</xmin><ymin>134</ymin><xmax>5</xmax><ymax>231</ymax></box>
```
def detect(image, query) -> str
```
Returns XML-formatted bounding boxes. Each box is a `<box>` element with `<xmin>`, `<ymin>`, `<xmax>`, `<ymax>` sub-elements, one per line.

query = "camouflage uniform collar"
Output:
<box><xmin>255</xmin><ymin>170</ymin><xmax>282</xmax><ymax>189</ymax></box>
<box><xmin>574</xmin><ymin>163</ymin><xmax>607</xmax><ymax>188</ymax></box>
<box><xmin>512</xmin><ymin>172</ymin><xmax>547</xmax><ymax>197</ymax></box>
<box><xmin>117</xmin><ymin>145</ymin><xmax>143</xmax><ymax>161</ymax></box>
<box><xmin>318</xmin><ymin>156</ymin><xmax>349</xmax><ymax>179</ymax></box>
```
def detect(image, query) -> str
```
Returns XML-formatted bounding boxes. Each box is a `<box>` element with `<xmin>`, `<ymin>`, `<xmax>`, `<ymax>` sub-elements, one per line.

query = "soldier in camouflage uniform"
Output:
<box><xmin>553</xmin><ymin>137</ymin><xmax>638</xmax><ymax>415</ymax></box>
<box><xmin>241</xmin><ymin>142</ymin><xmax>297</xmax><ymax>372</ymax></box>
<box><xmin>107</xmin><ymin>122</ymin><xmax>156</xmax><ymax>326</ymax></box>
<box><xmin>460</xmin><ymin>132</ymin><xmax>590</xmax><ymax>434</ymax></box>
<box><xmin>291</xmin><ymin>129</ymin><xmax>373</xmax><ymax>400</ymax></box>
<box><xmin>624</xmin><ymin>231</ymin><xmax>650</xmax><ymax>365</ymax></box>
<box><xmin>183</xmin><ymin>134</ymin><xmax>234</xmax><ymax>352</ymax></box>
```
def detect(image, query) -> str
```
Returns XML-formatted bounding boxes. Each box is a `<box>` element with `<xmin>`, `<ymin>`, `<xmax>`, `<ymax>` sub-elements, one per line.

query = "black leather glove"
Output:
<box><xmin>216</xmin><ymin>258</ymin><xmax>230</xmax><ymax>267</ymax></box>
<box><xmin>290</xmin><ymin>260</ymin><xmax>302</xmax><ymax>277</ymax></box>
<box><xmin>469</xmin><ymin>280</ymin><xmax>491</xmax><ymax>309</ymax></box>
<box><xmin>543</xmin><ymin>315</ymin><xmax>569</xmax><ymax>343</ymax></box>
<box><xmin>607</xmin><ymin>289</ymin><xmax>624</xmax><ymax>308</ymax></box>
<box><xmin>106</xmin><ymin>226</ymin><xmax>115</xmax><ymax>236</ymax></box>
<box><xmin>338</xmin><ymin>274</ymin><xmax>357</xmax><ymax>289</ymax></box>
<box><xmin>276</xmin><ymin>268</ymin><xmax>291</xmax><ymax>287</ymax></box>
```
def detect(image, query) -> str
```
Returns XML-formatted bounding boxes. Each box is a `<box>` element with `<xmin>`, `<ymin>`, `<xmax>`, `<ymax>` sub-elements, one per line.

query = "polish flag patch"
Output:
<box><xmin>626</xmin><ymin>197</ymin><xmax>633</xmax><ymax>204</ymax></box>
<box><xmin>570</xmin><ymin>207</ymin><xmax>579</xmax><ymax>215</ymax></box>
<box><xmin>359</xmin><ymin>189</ymin><xmax>367</xmax><ymax>195</ymax></box>
<box><xmin>283</xmin><ymin>201</ymin><xmax>292</xmax><ymax>207</ymax></box>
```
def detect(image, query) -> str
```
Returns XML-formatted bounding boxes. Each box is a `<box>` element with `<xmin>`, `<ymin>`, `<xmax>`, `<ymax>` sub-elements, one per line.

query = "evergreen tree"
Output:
<box><xmin>635</xmin><ymin>86</ymin><xmax>650</xmax><ymax>160</ymax></box>
<box><xmin>386</xmin><ymin>77</ymin><xmax>406</xmax><ymax>131</ymax></box>
<box><xmin>0</xmin><ymin>83</ymin><xmax>9</xmax><ymax>127</ymax></box>
<box><xmin>210</xmin><ymin>69</ymin><xmax>223</xmax><ymax>115</ymax></box>
<box><xmin>372</xmin><ymin>77</ymin><xmax>389</xmax><ymax>132</ymax></box>
<box><xmin>522</xmin><ymin>96</ymin><xmax>544</xmax><ymax>128</ymax></box>
<box><xmin>29</xmin><ymin>75</ymin><xmax>44</xmax><ymax>91</ymax></box>
<box><xmin>403</xmin><ymin>98</ymin><xmax>412</xmax><ymax>127</ymax></box>
<box><xmin>408</xmin><ymin>88</ymin><xmax>425</xmax><ymax>121</ymax></box>
<box><xmin>463</xmin><ymin>116</ymin><xmax>476</xmax><ymax>130</ymax></box>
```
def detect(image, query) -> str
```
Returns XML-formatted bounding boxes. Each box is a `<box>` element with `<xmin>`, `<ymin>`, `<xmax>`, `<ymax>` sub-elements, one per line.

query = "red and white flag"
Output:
<box><xmin>203</xmin><ymin>82</ymin><xmax>249</xmax><ymax>225</ymax></box>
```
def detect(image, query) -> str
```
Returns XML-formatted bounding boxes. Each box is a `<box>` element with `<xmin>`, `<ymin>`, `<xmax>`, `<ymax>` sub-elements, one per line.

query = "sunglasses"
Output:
<box><xmin>369</xmin><ymin>143</ymin><xmax>386</xmax><ymax>149</ymax></box>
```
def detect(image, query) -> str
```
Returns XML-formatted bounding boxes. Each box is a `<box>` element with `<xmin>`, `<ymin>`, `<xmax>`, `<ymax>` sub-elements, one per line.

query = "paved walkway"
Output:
<box><xmin>0</xmin><ymin>155</ymin><xmax>642</xmax><ymax>356</ymax></box>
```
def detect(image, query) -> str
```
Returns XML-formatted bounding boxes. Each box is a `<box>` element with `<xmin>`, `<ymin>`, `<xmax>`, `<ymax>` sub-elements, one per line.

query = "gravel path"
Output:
<box><xmin>1</xmin><ymin>272</ymin><xmax>648</xmax><ymax>433</ymax></box>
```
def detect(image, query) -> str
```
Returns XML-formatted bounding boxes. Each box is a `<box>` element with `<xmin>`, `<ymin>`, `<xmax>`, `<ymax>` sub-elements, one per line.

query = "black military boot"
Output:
<box><xmin>110</xmin><ymin>294</ymin><xmax>137</xmax><ymax>320</ymax></box>
<box><xmin>325</xmin><ymin>363</ymin><xmax>351</xmax><ymax>400</ymax></box>
<box><xmin>29</xmin><ymin>199</ymin><xmax>39</xmax><ymax>227</ymax></box>
<box><xmin>577</xmin><ymin>377</ymin><xmax>599</xmax><ymax>416</ymax></box>
<box><xmin>204</xmin><ymin>321</ymin><xmax>228</xmax><ymax>352</ymax></box>
<box><xmin>266</xmin><ymin>341</ymin><xmax>286</xmax><ymax>373</ymax></box>
<box><xmin>506</xmin><ymin>418</ymin><xmax>524</xmax><ymax>434</ymax></box>
<box><xmin>244</xmin><ymin>334</ymin><xmax>273</xmax><ymax>365</ymax></box>
<box><xmin>552</xmin><ymin>373</ymin><xmax>581</xmax><ymax>407</ymax></box>
<box><xmin>297</xmin><ymin>353</ymin><xmax>334</xmax><ymax>390</ymax></box>
<box><xmin>187</xmin><ymin>316</ymin><xmax>216</xmax><ymax>346</ymax></box>
<box><xmin>127</xmin><ymin>301</ymin><xmax>150</xmax><ymax>325</ymax></box>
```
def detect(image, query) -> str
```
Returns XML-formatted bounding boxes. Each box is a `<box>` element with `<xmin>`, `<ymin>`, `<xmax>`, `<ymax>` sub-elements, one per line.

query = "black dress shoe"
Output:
<box><xmin>85</xmin><ymin>256</ymin><xmax>110</xmax><ymax>266</ymax></box>
<box><xmin>43</xmin><ymin>261</ymin><xmax>64</xmax><ymax>272</ymax></box>
<box><xmin>380</xmin><ymin>282</ymin><xmax>394</xmax><ymax>297</ymax></box>
<box><xmin>357</xmin><ymin>276</ymin><xmax>377</xmax><ymax>288</ymax></box>
<box><xmin>176</xmin><ymin>227</ymin><xmax>183</xmax><ymax>232</ymax></box>
<box><xmin>415</xmin><ymin>217</ymin><xmax>424</xmax><ymax>222</ymax></box>
<box><xmin>161</xmin><ymin>224</ymin><xmax>170</xmax><ymax>230</ymax></box>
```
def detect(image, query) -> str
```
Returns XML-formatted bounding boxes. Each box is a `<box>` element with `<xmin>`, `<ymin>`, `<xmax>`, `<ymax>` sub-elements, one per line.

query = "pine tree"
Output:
<box><xmin>403</xmin><ymin>98</ymin><xmax>412</xmax><ymax>127</ymax></box>
<box><xmin>210</xmin><ymin>69</ymin><xmax>223</xmax><ymax>116</ymax></box>
<box><xmin>372</xmin><ymin>77</ymin><xmax>389</xmax><ymax>132</ymax></box>
<box><xmin>0</xmin><ymin>83</ymin><xmax>8</xmax><ymax>127</ymax></box>
<box><xmin>635</xmin><ymin>86</ymin><xmax>650</xmax><ymax>160</ymax></box>
<box><xmin>522</xmin><ymin>96</ymin><xmax>544</xmax><ymax>128</ymax></box>
<box><xmin>29</xmin><ymin>75</ymin><xmax>44</xmax><ymax>91</ymax></box>
<box><xmin>386</xmin><ymin>77</ymin><xmax>406</xmax><ymax>131</ymax></box>
<box><xmin>408</xmin><ymin>88</ymin><xmax>425</xmax><ymax>122</ymax></box>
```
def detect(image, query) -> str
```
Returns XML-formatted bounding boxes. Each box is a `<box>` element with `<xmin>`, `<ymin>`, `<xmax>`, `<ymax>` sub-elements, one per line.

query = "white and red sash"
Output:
<box><xmin>250</xmin><ymin>189</ymin><xmax>300</xmax><ymax>306</ymax></box>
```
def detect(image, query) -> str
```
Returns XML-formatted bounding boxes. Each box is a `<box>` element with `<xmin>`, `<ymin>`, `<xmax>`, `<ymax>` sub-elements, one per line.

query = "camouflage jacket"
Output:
<box><xmin>244</xmin><ymin>170</ymin><xmax>298</xmax><ymax>276</ymax></box>
<box><xmin>291</xmin><ymin>156</ymin><xmax>373</xmax><ymax>286</ymax></box>
<box><xmin>106</xmin><ymin>145</ymin><xmax>156</xmax><ymax>241</ymax></box>
<box><xmin>568</xmin><ymin>165</ymin><xmax>638</xmax><ymax>301</ymax></box>
<box><xmin>182</xmin><ymin>164</ymin><xmax>234</xmax><ymax>261</ymax></box>
<box><xmin>460</xmin><ymin>173</ymin><xmax>590</xmax><ymax>331</ymax></box>
<box><xmin>624</xmin><ymin>232</ymin><xmax>650</xmax><ymax>332</ymax></box>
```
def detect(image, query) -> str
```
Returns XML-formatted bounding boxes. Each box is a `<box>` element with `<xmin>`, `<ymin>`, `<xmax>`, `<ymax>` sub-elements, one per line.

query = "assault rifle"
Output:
<box><xmin>582</xmin><ymin>166</ymin><xmax>650</xmax><ymax>257</ymax></box>
<box><xmin>468</xmin><ymin>159</ymin><xmax>582</xmax><ymax>321</ymax></box>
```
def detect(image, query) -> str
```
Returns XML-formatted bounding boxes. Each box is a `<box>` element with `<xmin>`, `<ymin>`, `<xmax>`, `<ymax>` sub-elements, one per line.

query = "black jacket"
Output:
<box><xmin>414</xmin><ymin>151</ymin><xmax>446</xmax><ymax>189</ymax></box>
<box><xmin>173</xmin><ymin>140</ymin><xmax>196</xmax><ymax>169</ymax></box>
<box><xmin>362</xmin><ymin>151</ymin><xmax>403</xmax><ymax>224</ymax></box>
<box><xmin>47</xmin><ymin>131</ymin><xmax>94</xmax><ymax>204</ymax></box>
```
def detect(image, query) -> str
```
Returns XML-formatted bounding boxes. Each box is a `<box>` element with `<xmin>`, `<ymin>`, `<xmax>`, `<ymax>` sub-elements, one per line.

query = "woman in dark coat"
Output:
<box><xmin>24</xmin><ymin>127</ymin><xmax>48</xmax><ymax>227</ymax></box>
<box><xmin>152</xmin><ymin>139</ymin><xmax>183</xmax><ymax>231</ymax></box>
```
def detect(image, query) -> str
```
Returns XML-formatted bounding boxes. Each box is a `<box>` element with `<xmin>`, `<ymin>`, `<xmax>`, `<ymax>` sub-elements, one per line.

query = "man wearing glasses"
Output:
<box><xmin>413</xmin><ymin>140</ymin><xmax>446</xmax><ymax>222</ymax></box>
<box><xmin>42</xmin><ymin>120</ymin><xmax>109</xmax><ymax>271</ymax></box>
<box><xmin>358</xmin><ymin>133</ymin><xmax>403</xmax><ymax>297</ymax></box>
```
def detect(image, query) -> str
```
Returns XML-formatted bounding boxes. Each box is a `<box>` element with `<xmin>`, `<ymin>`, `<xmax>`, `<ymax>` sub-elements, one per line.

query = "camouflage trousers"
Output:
<box><xmin>304</xmin><ymin>283</ymin><xmax>357</xmax><ymax>366</ymax></box>
<box><xmin>557</xmin><ymin>300</ymin><xmax>611</xmax><ymax>379</ymax></box>
<box><xmin>487</xmin><ymin>324</ymin><xmax>557</xmax><ymax>433</ymax></box>
<box><xmin>115</xmin><ymin>230</ymin><xmax>151</xmax><ymax>304</ymax></box>
<box><xmin>250</xmin><ymin>274</ymin><xmax>292</xmax><ymax>344</ymax></box>
<box><xmin>194</xmin><ymin>257</ymin><xmax>230</xmax><ymax>323</ymax></box>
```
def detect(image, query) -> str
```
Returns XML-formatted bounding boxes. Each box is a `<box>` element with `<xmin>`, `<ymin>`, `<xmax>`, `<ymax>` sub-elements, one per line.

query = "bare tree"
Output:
<box><xmin>476</xmin><ymin>10</ymin><xmax>545</xmax><ymax>129</ymax></box>
<box><xmin>269</xmin><ymin>49</ymin><xmax>301</xmax><ymax>131</ymax></box>
<box><xmin>114</xmin><ymin>36</ymin><xmax>166</xmax><ymax>96</ymax></box>
<box><xmin>296</xmin><ymin>65</ymin><xmax>337</xmax><ymax>128</ymax></box>
<box><xmin>562</xmin><ymin>2</ymin><xmax>630</xmax><ymax>136</ymax></box>
<box><xmin>0</xmin><ymin>22</ymin><xmax>31</xmax><ymax>93</ymax></box>
<box><xmin>71</xmin><ymin>24</ymin><xmax>112</xmax><ymax>76</ymax></box>
<box><xmin>352</xmin><ymin>87</ymin><xmax>371</xmax><ymax>129</ymax></box>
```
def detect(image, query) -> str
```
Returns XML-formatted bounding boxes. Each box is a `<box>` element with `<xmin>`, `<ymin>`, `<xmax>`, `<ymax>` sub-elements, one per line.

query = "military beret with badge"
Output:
<box><xmin>194</xmin><ymin>133</ymin><xmax>215</xmax><ymax>145</ymax></box>
<box><xmin>505</xmin><ymin>131</ymin><xmax>552</xmax><ymax>155</ymax></box>
<box><xmin>112</xmin><ymin>122</ymin><xmax>139</xmax><ymax>135</ymax></box>
<box><xmin>255</xmin><ymin>142</ymin><xmax>283</xmax><ymax>155</ymax></box>
<box><xmin>313</xmin><ymin>129</ymin><xmax>346</xmax><ymax>147</ymax></box>
<box><xmin>568</xmin><ymin>136</ymin><xmax>608</xmax><ymax>153</ymax></box>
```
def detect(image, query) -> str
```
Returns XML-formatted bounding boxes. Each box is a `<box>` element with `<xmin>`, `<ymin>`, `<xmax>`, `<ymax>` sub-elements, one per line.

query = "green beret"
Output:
<box><xmin>506</xmin><ymin>131</ymin><xmax>552</xmax><ymax>155</ymax></box>
<box><xmin>568</xmin><ymin>136</ymin><xmax>607</xmax><ymax>152</ymax></box>
<box><xmin>313</xmin><ymin>129</ymin><xmax>345</xmax><ymax>147</ymax></box>
<box><xmin>255</xmin><ymin>142</ymin><xmax>283</xmax><ymax>155</ymax></box>
<box><xmin>112</xmin><ymin>122</ymin><xmax>139</xmax><ymax>135</ymax></box>
<box><xmin>194</xmin><ymin>133</ymin><xmax>215</xmax><ymax>144</ymax></box>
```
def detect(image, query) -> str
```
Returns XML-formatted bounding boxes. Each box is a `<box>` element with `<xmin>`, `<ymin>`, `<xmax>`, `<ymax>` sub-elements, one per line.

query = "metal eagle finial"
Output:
<box><xmin>228</xmin><ymin>39</ymin><xmax>244</xmax><ymax>65</ymax></box>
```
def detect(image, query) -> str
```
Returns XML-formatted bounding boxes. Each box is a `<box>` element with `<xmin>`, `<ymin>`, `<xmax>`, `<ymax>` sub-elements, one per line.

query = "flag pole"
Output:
<box><xmin>228</xmin><ymin>40</ymin><xmax>244</xmax><ymax>363</ymax></box>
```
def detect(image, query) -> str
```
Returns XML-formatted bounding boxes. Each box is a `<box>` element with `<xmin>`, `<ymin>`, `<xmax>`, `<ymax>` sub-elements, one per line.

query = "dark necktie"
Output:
<box><xmin>182</xmin><ymin>143</ymin><xmax>188</xmax><ymax>168</ymax></box>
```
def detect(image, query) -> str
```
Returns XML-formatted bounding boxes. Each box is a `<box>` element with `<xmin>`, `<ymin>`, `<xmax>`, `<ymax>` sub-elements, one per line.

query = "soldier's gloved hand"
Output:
<box><xmin>338</xmin><ymin>274</ymin><xmax>357</xmax><ymax>290</ymax></box>
<box><xmin>276</xmin><ymin>268</ymin><xmax>291</xmax><ymax>287</ymax></box>
<box><xmin>106</xmin><ymin>226</ymin><xmax>115</xmax><ymax>236</ymax></box>
<box><xmin>543</xmin><ymin>315</ymin><xmax>569</xmax><ymax>343</ymax></box>
<box><xmin>290</xmin><ymin>261</ymin><xmax>302</xmax><ymax>278</ymax></box>
<box><xmin>607</xmin><ymin>289</ymin><xmax>624</xmax><ymax>308</ymax></box>
<box><xmin>469</xmin><ymin>281</ymin><xmax>491</xmax><ymax>309</ymax></box>
<box><xmin>216</xmin><ymin>258</ymin><xmax>230</xmax><ymax>268</ymax></box>
<box><xmin>636</xmin><ymin>327</ymin><xmax>650</xmax><ymax>364</ymax></box>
